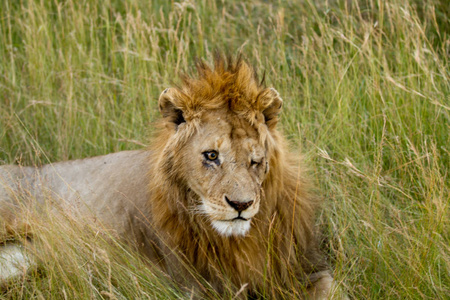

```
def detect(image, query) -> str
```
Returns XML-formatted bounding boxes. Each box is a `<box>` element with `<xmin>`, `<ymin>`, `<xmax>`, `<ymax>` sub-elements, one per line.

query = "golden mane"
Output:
<box><xmin>147</xmin><ymin>54</ymin><xmax>328</xmax><ymax>296</ymax></box>
<box><xmin>159</xmin><ymin>54</ymin><xmax>281</xmax><ymax>128</ymax></box>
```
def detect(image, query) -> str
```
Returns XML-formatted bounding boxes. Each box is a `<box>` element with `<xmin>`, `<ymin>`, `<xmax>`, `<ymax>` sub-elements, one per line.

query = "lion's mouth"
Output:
<box><xmin>232</xmin><ymin>216</ymin><xmax>249</xmax><ymax>221</ymax></box>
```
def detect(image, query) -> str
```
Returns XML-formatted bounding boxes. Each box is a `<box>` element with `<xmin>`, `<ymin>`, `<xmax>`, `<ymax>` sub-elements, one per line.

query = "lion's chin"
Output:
<box><xmin>211</xmin><ymin>219</ymin><xmax>251</xmax><ymax>237</ymax></box>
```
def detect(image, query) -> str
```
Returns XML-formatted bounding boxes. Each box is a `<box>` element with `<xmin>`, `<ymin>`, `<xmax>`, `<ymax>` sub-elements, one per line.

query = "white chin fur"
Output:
<box><xmin>211</xmin><ymin>220</ymin><xmax>251</xmax><ymax>237</ymax></box>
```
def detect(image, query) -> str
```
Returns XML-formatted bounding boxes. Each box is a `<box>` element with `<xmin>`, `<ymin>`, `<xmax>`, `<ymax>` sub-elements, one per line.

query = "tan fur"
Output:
<box><xmin>0</xmin><ymin>55</ymin><xmax>333</xmax><ymax>298</ymax></box>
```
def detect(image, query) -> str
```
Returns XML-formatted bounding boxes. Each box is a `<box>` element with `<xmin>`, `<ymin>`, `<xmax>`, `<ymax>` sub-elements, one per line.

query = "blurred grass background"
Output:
<box><xmin>0</xmin><ymin>0</ymin><xmax>448</xmax><ymax>298</ymax></box>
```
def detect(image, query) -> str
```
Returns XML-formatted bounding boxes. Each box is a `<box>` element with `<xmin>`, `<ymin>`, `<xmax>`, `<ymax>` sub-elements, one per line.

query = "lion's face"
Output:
<box><xmin>184</xmin><ymin>111</ymin><xmax>268</xmax><ymax>237</ymax></box>
<box><xmin>158</xmin><ymin>72</ymin><xmax>282</xmax><ymax>237</ymax></box>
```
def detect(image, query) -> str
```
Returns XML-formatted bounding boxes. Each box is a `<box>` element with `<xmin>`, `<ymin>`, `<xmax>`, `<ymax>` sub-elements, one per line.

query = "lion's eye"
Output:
<box><xmin>204</xmin><ymin>151</ymin><xmax>219</xmax><ymax>161</ymax></box>
<box><xmin>251</xmin><ymin>159</ymin><xmax>261</xmax><ymax>167</ymax></box>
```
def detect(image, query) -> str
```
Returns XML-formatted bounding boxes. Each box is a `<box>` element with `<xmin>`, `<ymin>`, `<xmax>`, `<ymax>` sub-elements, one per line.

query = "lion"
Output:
<box><xmin>0</xmin><ymin>55</ymin><xmax>336</xmax><ymax>298</ymax></box>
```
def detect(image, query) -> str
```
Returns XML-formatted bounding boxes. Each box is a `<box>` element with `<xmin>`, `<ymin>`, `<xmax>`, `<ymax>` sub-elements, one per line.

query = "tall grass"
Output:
<box><xmin>0</xmin><ymin>0</ymin><xmax>448</xmax><ymax>298</ymax></box>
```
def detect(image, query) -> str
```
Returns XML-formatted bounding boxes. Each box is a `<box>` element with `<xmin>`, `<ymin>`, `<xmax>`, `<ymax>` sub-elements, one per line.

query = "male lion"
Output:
<box><xmin>0</xmin><ymin>55</ymin><xmax>336</xmax><ymax>298</ymax></box>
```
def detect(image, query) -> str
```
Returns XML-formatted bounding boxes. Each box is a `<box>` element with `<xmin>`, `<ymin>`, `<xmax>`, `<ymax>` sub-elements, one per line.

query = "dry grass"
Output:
<box><xmin>0</xmin><ymin>0</ymin><xmax>448</xmax><ymax>298</ymax></box>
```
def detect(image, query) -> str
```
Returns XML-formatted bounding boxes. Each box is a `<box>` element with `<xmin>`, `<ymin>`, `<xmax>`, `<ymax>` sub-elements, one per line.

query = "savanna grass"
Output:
<box><xmin>0</xmin><ymin>0</ymin><xmax>448</xmax><ymax>298</ymax></box>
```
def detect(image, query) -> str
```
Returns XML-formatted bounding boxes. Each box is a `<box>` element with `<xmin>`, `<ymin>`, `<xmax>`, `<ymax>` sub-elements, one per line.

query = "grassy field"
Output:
<box><xmin>0</xmin><ymin>0</ymin><xmax>448</xmax><ymax>298</ymax></box>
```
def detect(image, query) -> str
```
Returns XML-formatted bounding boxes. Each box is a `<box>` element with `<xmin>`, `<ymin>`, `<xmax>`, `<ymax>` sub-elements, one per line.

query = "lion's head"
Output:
<box><xmin>152</xmin><ymin>55</ymin><xmax>283</xmax><ymax>237</ymax></box>
<box><xmin>148</xmin><ymin>55</ymin><xmax>328</xmax><ymax>296</ymax></box>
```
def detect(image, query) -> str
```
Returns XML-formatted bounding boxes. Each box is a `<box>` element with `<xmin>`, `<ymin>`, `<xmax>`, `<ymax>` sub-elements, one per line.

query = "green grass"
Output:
<box><xmin>1</xmin><ymin>0</ymin><xmax>448</xmax><ymax>298</ymax></box>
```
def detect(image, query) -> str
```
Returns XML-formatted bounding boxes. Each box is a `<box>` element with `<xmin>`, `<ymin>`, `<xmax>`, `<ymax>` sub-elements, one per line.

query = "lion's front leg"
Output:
<box><xmin>305</xmin><ymin>271</ymin><xmax>348</xmax><ymax>300</ymax></box>
<box><xmin>0</xmin><ymin>242</ymin><xmax>36</xmax><ymax>284</ymax></box>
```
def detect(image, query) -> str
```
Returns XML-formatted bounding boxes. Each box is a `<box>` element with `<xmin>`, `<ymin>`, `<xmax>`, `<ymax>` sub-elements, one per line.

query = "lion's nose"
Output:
<box><xmin>225</xmin><ymin>196</ymin><xmax>254</xmax><ymax>212</ymax></box>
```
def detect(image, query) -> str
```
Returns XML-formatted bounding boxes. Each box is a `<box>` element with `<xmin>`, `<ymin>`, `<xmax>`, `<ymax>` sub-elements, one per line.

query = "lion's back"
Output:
<box><xmin>1</xmin><ymin>151</ymin><xmax>158</xmax><ymax>251</ymax></box>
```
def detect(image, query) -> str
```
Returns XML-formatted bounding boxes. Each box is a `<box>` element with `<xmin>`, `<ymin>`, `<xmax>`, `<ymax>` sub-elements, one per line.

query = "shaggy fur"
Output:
<box><xmin>148</xmin><ymin>55</ymin><xmax>331</xmax><ymax>297</ymax></box>
<box><xmin>0</xmin><ymin>54</ymin><xmax>333</xmax><ymax>298</ymax></box>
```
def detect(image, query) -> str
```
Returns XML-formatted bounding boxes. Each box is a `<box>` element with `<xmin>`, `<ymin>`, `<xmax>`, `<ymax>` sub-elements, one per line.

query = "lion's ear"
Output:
<box><xmin>158</xmin><ymin>88</ymin><xmax>186</xmax><ymax>127</ymax></box>
<box><xmin>261</xmin><ymin>88</ymin><xmax>283</xmax><ymax>129</ymax></box>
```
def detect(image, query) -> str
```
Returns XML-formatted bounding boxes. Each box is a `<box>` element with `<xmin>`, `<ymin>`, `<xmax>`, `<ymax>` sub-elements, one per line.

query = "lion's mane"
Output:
<box><xmin>147</xmin><ymin>54</ymin><xmax>328</xmax><ymax>295</ymax></box>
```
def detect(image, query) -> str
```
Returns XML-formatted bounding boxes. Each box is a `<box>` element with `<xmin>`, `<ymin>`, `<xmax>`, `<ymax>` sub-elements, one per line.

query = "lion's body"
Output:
<box><xmin>0</xmin><ymin>151</ymin><xmax>163</xmax><ymax>260</ymax></box>
<box><xmin>0</xmin><ymin>55</ymin><xmax>335</xmax><ymax>298</ymax></box>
